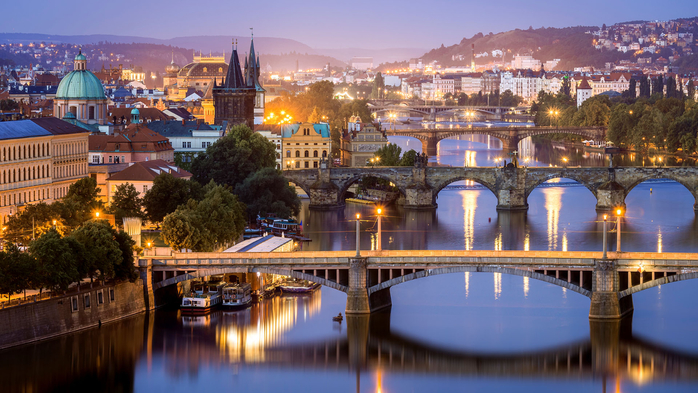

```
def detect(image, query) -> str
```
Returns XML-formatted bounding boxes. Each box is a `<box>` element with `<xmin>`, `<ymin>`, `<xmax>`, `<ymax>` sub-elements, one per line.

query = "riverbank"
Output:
<box><xmin>0</xmin><ymin>280</ymin><xmax>146</xmax><ymax>351</ymax></box>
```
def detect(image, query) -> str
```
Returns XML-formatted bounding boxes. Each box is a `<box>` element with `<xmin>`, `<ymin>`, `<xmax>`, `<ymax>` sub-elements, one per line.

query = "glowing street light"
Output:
<box><xmin>376</xmin><ymin>207</ymin><xmax>383</xmax><ymax>251</ymax></box>
<box><xmin>616</xmin><ymin>208</ymin><xmax>623</xmax><ymax>253</ymax></box>
<box><xmin>602</xmin><ymin>214</ymin><xmax>608</xmax><ymax>260</ymax></box>
<box><xmin>355</xmin><ymin>213</ymin><xmax>361</xmax><ymax>257</ymax></box>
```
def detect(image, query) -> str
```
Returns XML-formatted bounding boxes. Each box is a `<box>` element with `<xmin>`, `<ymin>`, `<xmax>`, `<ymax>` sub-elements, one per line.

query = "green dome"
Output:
<box><xmin>75</xmin><ymin>52</ymin><xmax>86</xmax><ymax>61</ymax></box>
<box><xmin>56</xmin><ymin>70</ymin><xmax>106</xmax><ymax>100</ymax></box>
<box><xmin>131</xmin><ymin>108</ymin><xmax>140</xmax><ymax>115</ymax></box>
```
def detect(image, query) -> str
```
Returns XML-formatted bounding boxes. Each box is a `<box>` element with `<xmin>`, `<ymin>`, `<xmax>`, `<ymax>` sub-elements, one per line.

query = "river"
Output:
<box><xmin>2</xmin><ymin>127</ymin><xmax>698</xmax><ymax>392</ymax></box>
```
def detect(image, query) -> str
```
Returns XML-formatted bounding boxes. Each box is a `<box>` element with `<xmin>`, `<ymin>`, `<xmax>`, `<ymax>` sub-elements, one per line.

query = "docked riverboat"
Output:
<box><xmin>222</xmin><ymin>283</ymin><xmax>253</xmax><ymax>310</ymax></box>
<box><xmin>279</xmin><ymin>278</ymin><xmax>321</xmax><ymax>294</ymax></box>
<box><xmin>181</xmin><ymin>281</ymin><xmax>226</xmax><ymax>314</ymax></box>
<box><xmin>257</xmin><ymin>216</ymin><xmax>304</xmax><ymax>238</ymax></box>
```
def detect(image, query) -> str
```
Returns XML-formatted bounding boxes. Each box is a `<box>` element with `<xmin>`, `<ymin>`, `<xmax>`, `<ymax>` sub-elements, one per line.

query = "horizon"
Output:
<box><xmin>2</xmin><ymin>0</ymin><xmax>696</xmax><ymax>50</ymax></box>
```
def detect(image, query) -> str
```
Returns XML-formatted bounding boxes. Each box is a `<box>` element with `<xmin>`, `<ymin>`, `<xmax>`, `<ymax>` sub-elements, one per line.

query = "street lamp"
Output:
<box><xmin>548</xmin><ymin>109</ymin><xmax>560</xmax><ymax>128</ymax></box>
<box><xmin>562</xmin><ymin>157</ymin><xmax>568</xmax><ymax>168</ymax></box>
<box><xmin>355</xmin><ymin>213</ymin><xmax>361</xmax><ymax>257</ymax></box>
<box><xmin>95</xmin><ymin>211</ymin><xmax>100</xmax><ymax>219</ymax></box>
<box><xmin>602</xmin><ymin>214</ymin><xmax>608</xmax><ymax>260</ymax></box>
<box><xmin>616</xmin><ymin>208</ymin><xmax>623</xmax><ymax>253</ymax></box>
<box><xmin>376</xmin><ymin>207</ymin><xmax>383</xmax><ymax>251</ymax></box>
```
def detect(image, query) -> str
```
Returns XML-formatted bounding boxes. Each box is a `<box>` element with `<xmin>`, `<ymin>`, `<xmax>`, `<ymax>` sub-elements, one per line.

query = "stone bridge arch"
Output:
<box><xmin>524</xmin><ymin>173</ymin><xmax>599</xmax><ymax>199</ymax></box>
<box><xmin>151</xmin><ymin>266</ymin><xmax>349</xmax><ymax>292</ymax></box>
<box><xmin>430</xmin><ymin>175</ymin><xmax>499</xmax><ymax>204</ymax></box>
<box><xmin>370</xmin><ymin>107</ymin><xmax>430</xmax><ymax>117</ymax></box>
<box><xmin>618</xmin><ymin>272</ymin><xmax>698</xmax><ymax>299</ymax></box>
<box><xmin>367</xmin><ymin>266</ymin><xmax>591</xmax><ymax>298</ymax></box>
<box><xmin>621</xmin><ymin>173</ymin><xmax>697</xmax><ymax>198</ymax></box>
<box><xmin>336</xmin><ymin>172</ymin><xmax>408</xmax><ymax>200</ymax></box>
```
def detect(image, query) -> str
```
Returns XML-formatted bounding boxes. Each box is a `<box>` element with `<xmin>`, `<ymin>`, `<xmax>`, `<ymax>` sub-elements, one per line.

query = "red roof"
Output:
<box><xmin>577</xmin><ymin>78</ymin><xmax>592</xmax><ymax>89</ymax></box>
<box><xmin>107</xmin><ymin>160</ymin><xmax>191</xmax><ymax>182</ymax></box>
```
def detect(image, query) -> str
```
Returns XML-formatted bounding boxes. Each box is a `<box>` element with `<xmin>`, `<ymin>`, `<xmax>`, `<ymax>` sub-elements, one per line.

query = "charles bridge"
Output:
<box><xmin>384</xmin><ymin>125</ymin><xmax>606</xmax><ymax>155</ymax></box>
<box><xmin>139</xmin><ymin>249</ymin><xmax>698</xmax><ymax>321</ymax></box>
<box><xmin>282</xmin><ymin>165</ymin><xmax>698</xmax><ymax>212</ymax></box>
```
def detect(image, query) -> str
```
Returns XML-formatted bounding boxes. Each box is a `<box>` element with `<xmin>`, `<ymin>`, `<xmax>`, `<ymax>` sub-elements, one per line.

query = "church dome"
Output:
<box><xmin>166</xmin><ymin>60</ymin><xmax>180</xmax><ymax>75</ymax></box>
<box><xmin>178</xmin><ymin>61</ymin><xmax>228</xmax><ymax>78</ymax></box>
<box><xmin>75</xmin><ymin>52</ymin><xmax>86</xmax><ymax>61</ymax></box>
<box><xmin>131</xmin><ymin>108</ymin><xmax>140</xmax><ymax>115</ymax></box>
<box><xmin>56</xmin><ymin>69</ymin><xmax>106</xmax><ymax>100</ymax></box>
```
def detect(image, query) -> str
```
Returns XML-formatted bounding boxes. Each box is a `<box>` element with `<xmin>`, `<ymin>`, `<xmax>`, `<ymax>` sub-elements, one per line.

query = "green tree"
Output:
<box><xmin>400</xmin><ymin>149</ymin><xmax>419</xmax><ymax>166</ymax></box>
<box><xmin>161</xmin><ymin>183</ymin><xmax>246</xmax><ymax>252</ymax></box>
<box><xmin>69</xmin><ymin>221</ymin><xmax>123</xmax><ymax>282</ymax></box>
<box><xmin>142</xmin><ymin>173</ymin><xmax>203</xmax><ymax>223</ymax></box>
<box><xmin>639</xmin><ymin>77</ymin><xmax>651</xmax><ymax>98</ymax></box>
<box><xmin>108</xmin><ymin>183</ymin><xmax>144</xmax><ymax>223</ymax></box>
<box><xmin>0</xmin><ymin>243</ymin><xmax>36</xmax><ymax>298</ymax></box>
<box><xmin>234</xmin><ymin>168</ymin><xmax>301</xmax><ymax>219</ymax></box>
<box><xmin>191</xmin><ymin>124</ymin><xmax>276</xmax><ymax>187</ymax></box>
<box><xmin>56</xmin><ymin>176</ymin><xmax>104</xmax><ymax>230</ymax></box>
<box><xmin>500</xmin><ymin>89</ymin><xmax>523</xmax><ymax>107</ymax></box>
<box><xmin>374</xmin><ymin>144</ymin><xmax>402</xmax><ymax>166</ymax></box>
<box><xmin>4</xmin><ymin>202</ymin><xmax>62</xmax><ymax>244</ymax></box>
<box><xmin>30</xmin><ymin>230</ymin><xmax>80</xmax><ymax>292</ymax></box>
<box><xmin>688</xmin><ymin>80</ymin><xmax>696</xmax><ymax>101</ymax></box>
<box><xmin>112</xmin><ymin>230</ymin><xmax>138</xmax><ymax>282</ymax></box>
<box><xmin>608</xmin><ymin>103</ymin><xmax>633</xmax><ymax>146</ymax></box>
<box><xmin>560</xmin><ymin>77</ymin><xmax>572</xmax><ymax>97</ymax></box>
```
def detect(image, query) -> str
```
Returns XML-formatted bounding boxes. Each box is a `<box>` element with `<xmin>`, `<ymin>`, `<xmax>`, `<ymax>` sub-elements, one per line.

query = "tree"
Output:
<box><xmin>400</xmin><ymin>149</ymin><xmax>419</xmax><ymax>166</ymax></box>
<box><xmin>108</xmin><ymin>183</ymin><xmax>144</xmax><ymax>223</ymax></box>
<box><xmin>560</xmin><ymin>77</ymin><xmax>572</xmax><ymax>97</ymax></box>
<box><xmin>69</xmin><ymin>221</ymin><xmax>123</xmax><ymax>282</ymax></box>
<box><xmin>688</xmin><ymin>80</ymin><xmax>696</xmax><ymax>101</ymax></box>
<box><xmin>639</xmin><ymin>77</ymin><xmax>651</xmax><ymax>98</ymax></box>
<box><xmin>161</xmin><ymin>183</ymin><xmax>247</xmax><ymax>252</ymax></box>
<box><xmin>0</xmin><ymin>244</ymin><xmax>36</xmax><ymax>298</ymax></box>
<box><xmin>57</xmin><ymin>176</ymin><xmax>104</xmax><ymax>230</ymax></box>
<box><xmin>374</xmin><ymin>144</ymin><xmax>402</xmax><ymax>166</ymax></box>
<box><xmin>191</xmin><ymin>124</ymin><xmax>276</xmax><ymax>187</ymax></box>
<box><xmin>626</xmin><ymin>79</ymin><xmax>636</xmax><ymax>99</ymax></box>
<box><xmin>112</xmin><ymin>230</ymin><xmax>138</xmax><ymax>282</ymax></box>
<box><xmin>4</xmin><ymin>202</ymin><xmax>62</xmax><ymax>244</ymax></box>
<box><xmin>500</xmin><ymin>89</ymin><xmax>523</xmax><ymax>107</ymax></box>
<box><xmin>652</xmin><ymin>75</ymin><xmax>664</xmax><ymax>97</ymax></box>
<box><xmin>608</xmin><ymin>103</ymin><xmax>633</xmax><ymax>146</ymax></box>
<box><xmin>665</xmin><ymin>76</ymin><xmax>677</xmax><ymax>99</ymax></box>
<box><xmin>30</xmin><ymin>230</ymin><xmax>80</xmax><ymax>292</ymax></box>
<box><xmin>234</xmin><ymin>168</ymin><xmax>301</xmax><ymax>219</ymax></box>
<box><xmin>143</xmin><ymin>173</ymin><xmax>203</xmax><ymax>223</ymax></box>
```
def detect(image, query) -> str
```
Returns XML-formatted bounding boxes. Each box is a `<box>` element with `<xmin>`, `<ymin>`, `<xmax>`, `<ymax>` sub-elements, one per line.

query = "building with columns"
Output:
<box><xmin>0</xmin><ymin>118</ymin><xmax>90</xmax><ymax>224</ymax></box>
<box><xmin>53</xmin><ymin>50</ymin><xmax>108</xmax><ymax>125</ymax></box>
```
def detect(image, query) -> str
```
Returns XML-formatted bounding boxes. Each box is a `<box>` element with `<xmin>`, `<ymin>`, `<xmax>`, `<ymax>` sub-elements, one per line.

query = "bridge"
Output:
<box><xmin>282</xmin><ymin>165</ymin><xmax>698</xmax><ymax>211</ymax></box>
<box><xmin>139</xmin><ymin>249</ymin><xmax>698</xmax><ymax>320</ymax></box>
<box><xmin>384</xmin><ymin>125</ymin><xmax>606</xmax><ymax>155</ymax></box>
<box><xmin>367</xmin><ymin>104</ymin><xmax>513</xmax><ymax>121</ymax></box>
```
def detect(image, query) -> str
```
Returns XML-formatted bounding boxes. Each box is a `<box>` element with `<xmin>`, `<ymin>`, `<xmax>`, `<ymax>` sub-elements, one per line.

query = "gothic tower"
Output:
<box><xmin>244</xmin><ymin>34</ymin><xmax>266</xmax><ymax>125</ymax></box>
<box><xmin>213</xmin><ymin>40</ymin><xmax>256</xmax><ymax>127</ymax></box>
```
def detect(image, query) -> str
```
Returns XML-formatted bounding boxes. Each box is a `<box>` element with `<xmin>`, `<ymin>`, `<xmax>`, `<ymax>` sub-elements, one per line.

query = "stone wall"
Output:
<box><xmin>0</xmin><ymin>280</ymin><xmax>146</xmax><ymax>350</ymax></box>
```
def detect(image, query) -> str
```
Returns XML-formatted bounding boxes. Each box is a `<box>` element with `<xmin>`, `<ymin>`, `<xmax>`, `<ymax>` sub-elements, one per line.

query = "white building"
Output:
<box><xmin>576</xmin><ymin>78</ymin><xmax>592</xmax><ymax>108</ymax></box>
<box><xmin>256</xmin><ymin>130</ymin><xmax>283</xmax><ymax>169</ymax></box>
<box><xmin>511</xmin><ymin>55</ymin><xmax>541</xmax><ymax>70</ymax></box>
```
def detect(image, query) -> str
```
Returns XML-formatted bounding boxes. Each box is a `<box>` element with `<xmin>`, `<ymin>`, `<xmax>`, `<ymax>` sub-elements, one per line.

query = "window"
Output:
<box><xmin>313</xmin><ymin>150</ymin><xmax>318</xmax><ymax>158</ymax></box>
<box><xmin>202</xmin><ymin>142</ymin><xmax>211</xmax><ymax>148</ymax></box>
<box><xmin>295</xmin><ymin>161</ymin><xmax>300</xmax><ymax>168</ymax></box>
<box><xmin>286</xmin><ymin>150</ymin><xmax>291</xmax><ymax>158</ymax></box>
<box><xmin>98</xmin><ymin>291</ymin><xmax>104</xmax><ymax>305</ymax></box>
<box><xmin>122</xmin><ymin>156</ymin><xmax>125</xmax><ymax>163</ymax></box>
<box><xmin>110</xmin><ymin>289</ymin><xmax>115</xmax><ymax>301</ymax></box>
<box><xmin>313</xmin><ymin>161</ymin><xmax>318</xmax><ymax>168</ymax></box>
<box><xmin>322</xmin><ymin>150</ymin><xmax>328</xmax><ymax>158</ymax></box>
<box><xmin>92</xmin><ymin>156</ymin><xmax>99</xmax><ymax>163</ymax></box>
<box><xmin>108</xmin><ymin>156</ymin><xmax>112</xmax><ymax>163</ymax></box>
<box><xmin>143</xmin><ymin>185</ymin><xmax>149</xmax><ymax>193</ymax></box>
<box><xmin>295</xmin><ymin>151</ymin><xmax>300</xmax><ymax>158</ymax></box>
<box><xmin>182</xmin><ymin>141</ymin><xmax>191</xmax><ymax>149</ymax></box>
<box><xmin>304</xmin><ymin>161</ymin><xmax>309</xmax><ymax>168</ymax></box>
<box><xmin>84</xmin><ymin>294</ymin><xmax>91</xmax><ymax>309</ymax></box>
<box><xmin>71</xmin><ymin>297</ymin><xmax>78</xmax><ymax>312</ymax></box>
<box><xmin>304</xmin><ymin>151</ymin><xmax>309</xmax><ymax>158</ymax></box>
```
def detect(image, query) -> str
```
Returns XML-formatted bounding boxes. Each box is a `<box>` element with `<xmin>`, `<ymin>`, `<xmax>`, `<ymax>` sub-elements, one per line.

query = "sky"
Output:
<box><xmin>3</xmin><ymin>0</ymin><xmax>697</xmax><ymax>49</ymax></box>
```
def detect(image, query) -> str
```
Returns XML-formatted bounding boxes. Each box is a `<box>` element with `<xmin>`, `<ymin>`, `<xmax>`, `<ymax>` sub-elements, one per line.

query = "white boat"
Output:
<box><xmin>181</xmin><ymin>281</ymin><xmax>226</xmax><ymax>314</ymax></box>
<box><xmin>222</xmin><ymin>282</ymin><xmax>253</xmax><ymax>310</ymax></box>
<box><xmin>279</xmin><ymin>278</ymin><xmax>321</xmax><ymax>294</ymax></box>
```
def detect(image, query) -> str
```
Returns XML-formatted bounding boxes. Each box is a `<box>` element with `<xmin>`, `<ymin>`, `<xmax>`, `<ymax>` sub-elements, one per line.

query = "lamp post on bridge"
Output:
<box><xmin>602</xmin><ymin>214</ymin><xmax>608</xmax><ymax>260</ymax></box>
<box><xmin>616</xmin><ymin>208</ymin><xmax>623</xmax><ymax>253</ymax></box>
<box><xmin>355</xmin><ymin>213</ymin><xmax>361</xmax><ymax>257</ymax></box>
<box><xmin>376</xmin><ymin>207</ymin><xmax>382</xmax><ymax>251</ymax></box>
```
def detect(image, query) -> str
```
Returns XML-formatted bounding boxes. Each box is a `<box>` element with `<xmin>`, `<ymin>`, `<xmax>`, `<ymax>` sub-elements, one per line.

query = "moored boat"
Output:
<box><xmin>181</xmin><ymin>281</ymin><xmax>226</xmax><ymax>314</ymax></box>
<box><xmin>222</xmin><ymin>282</ymin><xmax>253</xmax><ymax>310</ymax></box>
<box><xmin>279</xmin><ymin>278</ymin><xmax>321</xmax><ymax>294</ymax></box>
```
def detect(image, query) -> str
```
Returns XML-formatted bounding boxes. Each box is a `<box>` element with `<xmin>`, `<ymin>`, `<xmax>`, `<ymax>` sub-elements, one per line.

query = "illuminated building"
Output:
<box><xmin>53</xmin><ymin>50</ymin><xmax>108</xmax><ymax>125</ymax></box>
<box><xmin>0</xmin><ymin>118</ymin><xmax>90</xmax><ymax>224</ymax></box>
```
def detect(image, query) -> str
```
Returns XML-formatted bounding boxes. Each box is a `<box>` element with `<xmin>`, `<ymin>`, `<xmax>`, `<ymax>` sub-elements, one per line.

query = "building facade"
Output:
<box><xmin>0</xmin><ymin>118</ymin><xmax>90</xmax><ymax>224</ymax></box>
<box><xmin>53</xmin><ymin>51</ymin><xmax>108</xmax><ymax>125</ymax></box>
<box><xmin>281</xmin><ymin>123</ymin><xmax>331</xmax><ymax>169</ymax></box>
<box><xmin>344</xmin><ymin>117</ymin><xmax>388</xmax><ymax>167</ymax></box>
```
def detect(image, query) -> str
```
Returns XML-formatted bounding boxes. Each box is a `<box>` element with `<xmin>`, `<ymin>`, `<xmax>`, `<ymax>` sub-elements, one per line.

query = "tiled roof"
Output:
<box><xmin>147</xmin><ymin>120</ymin><xmax>214</xmax><ymax>138</ymax></box>
<box><xmin>107</xmin><ymin>159</ymin><xmax>191</xmax><ymax>182</ymax></box>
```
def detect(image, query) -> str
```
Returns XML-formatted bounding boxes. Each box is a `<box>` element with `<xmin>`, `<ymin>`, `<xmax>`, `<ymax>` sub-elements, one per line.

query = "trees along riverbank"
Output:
<box><xmin>531</xmin><ymin>77</ymin><xmax>698</xmax><ymax>154</ymax></box>
<box><xmin>156</xmin><ymin>124</ymin><xmax>301</xmax><ymax>252</ymax></box>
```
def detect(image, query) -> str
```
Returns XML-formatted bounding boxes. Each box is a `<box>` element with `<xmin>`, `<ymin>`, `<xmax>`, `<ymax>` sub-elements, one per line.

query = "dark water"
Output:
<box><xmin>3</xmin><ymin>134</ymin><xmax>698</xmax><ymax>392</ymax></box>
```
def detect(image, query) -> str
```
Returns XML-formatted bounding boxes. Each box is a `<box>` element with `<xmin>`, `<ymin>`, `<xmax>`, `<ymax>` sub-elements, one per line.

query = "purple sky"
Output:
<box><xmin>4</xmin><ymin>0</ymin><xmax>696</xmax><ymax>49</ymax></box>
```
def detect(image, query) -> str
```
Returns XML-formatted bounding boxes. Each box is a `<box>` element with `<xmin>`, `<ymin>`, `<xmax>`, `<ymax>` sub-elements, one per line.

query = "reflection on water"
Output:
<box><xmin>5</xmin><ymin>297</ymin><xmax>698</xmax><ymax>393</ymax></box>
<box><xmin>461</xmin><ymin>190</ymin><xmax>477</xmax><ymax>250</ymax></box>
<box><xmin>544</xmin><ymin>186</ymin><xmax>562</xmax><ymax>250</ymax></box>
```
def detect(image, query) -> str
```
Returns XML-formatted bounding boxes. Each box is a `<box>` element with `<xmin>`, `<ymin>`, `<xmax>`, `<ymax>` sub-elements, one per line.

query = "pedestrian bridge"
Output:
<box><xmin>139</xmin><ymin>250</ymin><xmax>698</xmax><ymax>320</ymax></box>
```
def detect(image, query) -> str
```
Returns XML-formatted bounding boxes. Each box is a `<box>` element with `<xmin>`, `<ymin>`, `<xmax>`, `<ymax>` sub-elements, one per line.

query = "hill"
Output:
<box><xmin>421</xmin><ymin>26</ymin><xmax>633</xmax><ymax>70</ymax></box>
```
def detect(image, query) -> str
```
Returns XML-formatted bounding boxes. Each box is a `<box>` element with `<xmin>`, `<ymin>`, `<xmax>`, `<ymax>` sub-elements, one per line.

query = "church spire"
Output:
<box><xmin>222</xmin><ymin>39</ymin><xmax>245</xmax><ymax>89</ymax></box>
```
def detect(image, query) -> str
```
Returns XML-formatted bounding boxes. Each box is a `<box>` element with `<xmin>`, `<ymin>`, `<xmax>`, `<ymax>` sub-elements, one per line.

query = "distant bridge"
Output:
<box><xmin>384</xmin><ymin>125</ymin><xmax>606</xmax><ymax>155</ymax></box>
<box><xmin>368</xmin><ymin>104</ymin><xmax>512</xmax><ymax>120</ymax></box>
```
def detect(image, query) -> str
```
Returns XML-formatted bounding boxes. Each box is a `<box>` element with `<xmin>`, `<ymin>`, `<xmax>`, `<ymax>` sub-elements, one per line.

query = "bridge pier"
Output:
<box><xmin>495</xmin><ymin>167</ymin><xmax>528</xmax><ymax>211</ymax></box>
<box><xmin>589</xmin><ymin>260</ymin><xmax>634</xmax><ymax>320</ymax></box>
<box><xmin>346</xmin><ymin>257</ymin><xmax>392</xmax><ymax>314</ymax></box>
<box><xmin>138</xmin><ymin>261</ymin><xmax>156</xmax><ymax>311</ymax></box>
<box><xmin>421</xmin><ymin>137</ymin><xmax>439</xmax><ymax>157</ymax></box>
<box><xmin>595</xmin><ymin>181</ymin><xmax>626</xmax><ymax>212</ymax></box>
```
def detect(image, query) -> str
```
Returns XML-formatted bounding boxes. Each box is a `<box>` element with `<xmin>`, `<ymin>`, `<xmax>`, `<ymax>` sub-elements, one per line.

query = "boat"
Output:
<box><xmin>222</xmin><ymin>282</ymin><xmax>253</xmax><ymax>310</ymax></box>
<box><xmin>332</xmin><ymin>313</ymin><xmax>344</xmax><ymax>322</ymax></box>
<box><xmin>257</xmin><ymin>216</ymin><xmax>304</xmax><ymax>237</ymax></box>
<box><xmin>279</xmin><ymin>278</ymin><xmax>321</xmax><ymax>294</ymax></box>
<box><xmin>181</xmin><ymin>281</ymin><xmax>226</xmax><ymax>314</ymax></box>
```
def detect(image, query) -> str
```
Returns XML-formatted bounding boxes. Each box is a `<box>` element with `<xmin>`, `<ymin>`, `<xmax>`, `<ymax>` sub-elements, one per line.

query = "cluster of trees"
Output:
<box><xmin>0</xmin><ymin>99</ymin><xmax>19</xmax><ymax>111</ymax></box>
<box><xmin>0</xmin><ymin>221</ymin><xmax>137</xmax><ymax>300</ymax></box>
<box><xmin>373</xmin><ymin>144</ymin><xmax>419</xmax><ymax>167</ymax></box>
<box><xmin>264</xmin><ymin>81</ymin><xmax>373</xmax><ymax>157</ymax></box>
<box><xmin>153</xmin><ymin>125</ymin><xmax>301</xmax><ymax>252</ymax></box>
<box><xmin>443</xmin><ymin>90</ymin><xmax>523</xmax><ymax>107</ymax></box>
<box><xmin>531</xmin><ymin>77</ymin><xmax>698</xmax><ymax>153</ymax></box>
